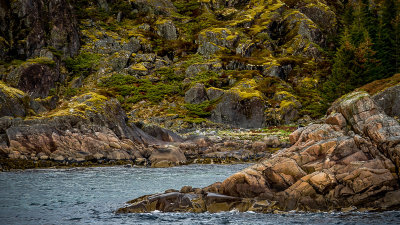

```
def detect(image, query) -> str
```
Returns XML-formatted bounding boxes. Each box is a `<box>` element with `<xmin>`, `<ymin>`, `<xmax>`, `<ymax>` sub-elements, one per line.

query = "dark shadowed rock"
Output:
<box><xmin>211</xmin><ymin>80</ymin><xmax>266</xmax><ymax>128</ymax></box>
<box><xmin>372</xmin><ymin>84</ymin><xmax>400</xmax><ymax>118</ymax></box>
<box><xmin>6</xmin><ymin>60</ymin><xmax>61</xmax><ymax>98</ymax></box>
<box><xmin>0</xmin><ymin>0</ymin><xmax>80</xmax><ymax>60</ymax></box>
<box><xmin>184</xmin><ymin>83</ymin><xmax>209</xmax><ymax>104</ymax></box>
<box><xmin>141</xmin><ymin>124</ymin><xmax>184</xmax><ymax>142</ymax></box>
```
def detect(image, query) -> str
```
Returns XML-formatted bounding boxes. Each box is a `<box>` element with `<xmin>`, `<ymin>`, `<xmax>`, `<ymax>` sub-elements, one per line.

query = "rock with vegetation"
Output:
<box><xmin>119</xmin><ymin>91</ymin><xmax>400</xmax><ymax>212</ymax></box>
<box><xmin>0</xmin><ymin>83</ymin><xmax>29</xmax><ymax>118</ymax></box>
<box><xmin>211</xmin><ymin>79</ymin><xmax>266</xmax><ymax>128</ymax></box>
<box><xmin>0</xmin><ymin>93</ymin><xmax>160</xmax><ymax>163</ymax></box>
<box><xmin>5</xmin><ymin>58</ymin><xmax>61</xmax><ymax>98</ymax></box>
<box><xmin>156</xmin><ymin>19</ymin><xmax>178</xmax><ymax>40</ymax></box>
<box><xmin>197</xmin><ymin>28</ymin><xmax>239</xmax><ymax>56</ymax></box>
<box><xmin>0</xmin><ymin>82</ymin><xmax>46</xmax><ymax>118</ymax></box>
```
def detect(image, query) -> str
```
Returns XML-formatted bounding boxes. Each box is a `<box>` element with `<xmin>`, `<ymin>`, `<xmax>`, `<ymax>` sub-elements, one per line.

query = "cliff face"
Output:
<box><xmin>0</xmin><ymin>0</ymin><xmax>80</xmax><ymax>60</ymax></box>
<box><xmin>118</xmin><ymin>90</ymin><xmax>400</xmax><ymax>213</ymax></box>
<box><xmin>0</xmin><ymin>0</ymin><xmax>344</xmax><ymax>130</ymax></box>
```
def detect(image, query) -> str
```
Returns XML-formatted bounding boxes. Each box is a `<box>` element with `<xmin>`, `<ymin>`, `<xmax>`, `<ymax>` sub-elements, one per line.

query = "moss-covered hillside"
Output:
<box><xmin>0</xmin><ymin>0</ymin><xmax>398</xmax><ymax>130</ymax></box>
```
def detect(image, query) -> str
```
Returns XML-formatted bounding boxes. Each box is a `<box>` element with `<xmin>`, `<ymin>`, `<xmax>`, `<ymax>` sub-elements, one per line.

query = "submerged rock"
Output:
<box><xmin>119</xmin><ymin>91</ymin><xmax>400</xmax><ymax>212</ymax></box>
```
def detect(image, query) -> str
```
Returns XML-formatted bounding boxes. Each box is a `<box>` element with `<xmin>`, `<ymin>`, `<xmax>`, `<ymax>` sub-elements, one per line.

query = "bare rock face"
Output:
<box><xmin>149</xmin><ymin>145</ymin><xmax>186</xmax><ymax>167</ymax></box>
<box><xmin>184</xmin><ymin>83</ymin><xmax>209</xmax><ymax>104</ymax></box>
<box><xmin>119</xmin><ymin>91</ymin><xmax>400</xmax><ymax>212</ymax></box>
<box><xmin>0</xmin><ymin>0</ymin><xmax>80</xmax><ymax>60</ymax></box>
<box><xmin>372</xmin><ymin>84</ymin><xmax>400</xmax><ymax>118</ymax></box>
<box><xmin>141</xmin><ymin>124</ymin><xmax>184</xmax><ymax>142</ymax></box>
<box><xmin>6</xmin><ymin>60</ymin><xmax>61</xmax><ymax>98</ymax></box>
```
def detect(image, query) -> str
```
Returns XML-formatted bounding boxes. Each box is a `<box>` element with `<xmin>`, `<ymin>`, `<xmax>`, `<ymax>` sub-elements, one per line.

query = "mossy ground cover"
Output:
<box><xmin>358</xmin><ymin>73</ymin><xmax>400</xmax><ymax>95</ymax></box>
<box><xmin>43</xmin><ymin>92</ymin><xmax>108</xmax><ymax>118</ymax></box>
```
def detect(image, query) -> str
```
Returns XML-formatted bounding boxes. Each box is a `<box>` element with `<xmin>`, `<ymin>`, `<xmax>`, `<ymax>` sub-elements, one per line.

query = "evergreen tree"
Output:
<box><xmin>323</xmin><ymin>30</ymin><xmax>356</xmax><ymax>102</ymax></box>
<box><xmin>323</xmin><ymin>0</ymin><xmax>385</xmax><ymax>102</ymax></box>
<box><xmin>360</xmin><ymin>0</ymin><xmax>379</xmax><ymax>43</ymax></box>
<box><xmin>353</xmin><ymin>32</ymin><xmax>381</xmax><ymax>84</ymax></box>
<box><xmin>376</xmin><ymin>0</ymin><xmax>399</xmax><ymax>77</ymax></box>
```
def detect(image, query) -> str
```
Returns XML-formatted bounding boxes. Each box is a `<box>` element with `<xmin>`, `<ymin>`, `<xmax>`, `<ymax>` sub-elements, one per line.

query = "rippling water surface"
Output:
<box><xmin>1</xmin><ymin>164</ymin><xmax>400</xmax><ymax>224</ymax></box>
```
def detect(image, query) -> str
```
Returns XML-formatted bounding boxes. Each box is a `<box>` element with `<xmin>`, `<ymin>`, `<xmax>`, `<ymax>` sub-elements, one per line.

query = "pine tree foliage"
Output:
<box><xmin>323</xmin><ymin>0</ymin><xmax>398</xmax><ymax>102</ymax></box>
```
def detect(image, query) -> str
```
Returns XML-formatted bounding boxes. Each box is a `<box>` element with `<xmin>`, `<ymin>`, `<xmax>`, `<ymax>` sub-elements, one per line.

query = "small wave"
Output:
<box><xmin>69</xmin><ymin>217</ymin><xmax>82</xmax><ymax>221</ymax></box>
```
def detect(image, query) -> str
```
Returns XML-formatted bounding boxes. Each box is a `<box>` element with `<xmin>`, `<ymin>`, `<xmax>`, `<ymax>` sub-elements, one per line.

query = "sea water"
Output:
<box><xmin>1</xmin><ymin>164</ymin><xmax>400</xmax><ymax>224</ymax></box>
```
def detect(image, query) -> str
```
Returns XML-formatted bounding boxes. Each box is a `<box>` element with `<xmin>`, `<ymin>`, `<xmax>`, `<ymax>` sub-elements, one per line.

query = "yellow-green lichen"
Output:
<box><xmin>280</xmin><ymin>100</ymin><xmax>296</xmax><ymax>109</ymax></box>
<box><xmin>230</xmin><ymin>79</ymin><xmax>264</xmax><ymax>99</ymax></box>
<box><xmin>26</xmin><ymin>57</ymin><xmax>56</xmax><ymax>67</ymax></box>
<box><xmin>45</xmin><ymin>92</ymin><xmax>108</xmax><ymax>118</ymax></box>
<box><xmin>0</xmin><ymin>81</ymin><xmax>25</xmax><ymax>98</ymax></box>
<box><xmin>130</xmin><ymin>63</ymin><xmax>147</xmax><ymax>71</ymax></box>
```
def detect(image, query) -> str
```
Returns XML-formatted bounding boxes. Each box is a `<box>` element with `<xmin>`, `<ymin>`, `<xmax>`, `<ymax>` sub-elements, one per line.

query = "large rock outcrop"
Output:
<box><xmin>5</xmin><ymin>58</ymin><xmax>62</xmax><ymax>98</ymax></box>
<box><xmin>0</xmin><ymin>92</ymin><xmax>187</xmax><ymax>166</ymax></box>
<box><xmin>0</xmin><ymin>82</ymin><xmax>46</xmax><ymax>117</ymax></box>
<box><xmin>119</xmin><ymin>91</ymin><xmax>400</xmax><ymax>213</ymax></box>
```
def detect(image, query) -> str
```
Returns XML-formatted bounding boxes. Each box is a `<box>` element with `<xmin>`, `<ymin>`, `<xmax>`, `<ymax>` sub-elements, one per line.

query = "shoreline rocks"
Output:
<box><xmin>118</xmin><ymin>91</ymin><xmax>400</xmax><ymax>213</ymax></box>
<box><xmin>0</xmin><ymin>89</ymin><xmax>291</xmax><ymax>171</ymax></box>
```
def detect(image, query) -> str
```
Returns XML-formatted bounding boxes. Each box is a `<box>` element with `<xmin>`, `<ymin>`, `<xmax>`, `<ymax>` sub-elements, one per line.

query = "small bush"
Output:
<box><xmin>184</xmin><ymin>99</ymin><xmax>218</xmax><ymax>117</ymax></box>
<box><xmin>65</xmin><ymin>52</ymin><xmax>101</xmax><ymax>77</ymax></box>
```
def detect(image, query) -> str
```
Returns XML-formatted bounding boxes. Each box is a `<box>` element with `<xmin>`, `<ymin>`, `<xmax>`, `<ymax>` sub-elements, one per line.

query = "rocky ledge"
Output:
<box><xmin>0</xmin><ymin>92</ymin><xmax>186</xmax><ymax>170</ymax></box>
<box><xmin>0</xmin><ymin>88</ymin><xmax>290</xmax><ymax>170</ymax></box>
<box><xmin>118</xmin><ymin>91</ymin><xmax>400</xmax><ymax>213</ymax></box>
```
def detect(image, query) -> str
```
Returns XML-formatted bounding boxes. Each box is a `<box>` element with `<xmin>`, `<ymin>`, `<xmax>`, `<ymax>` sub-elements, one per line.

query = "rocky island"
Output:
<box><xmin>0</xmin><ymin>0</ymin><xmax>399</xmax><ymax>216</ymax></box>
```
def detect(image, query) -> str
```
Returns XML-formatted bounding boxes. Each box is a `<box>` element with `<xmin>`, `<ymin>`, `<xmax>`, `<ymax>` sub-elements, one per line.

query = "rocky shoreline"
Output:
<box><xmin>0</xmin><ymin>91</ymin><xmax>294</xmax><ymax>171</ymax></box>
<box><xmin>118</xmin><ymin>90</ymin><xmax>400</xmax><ymax>213</ymax></box>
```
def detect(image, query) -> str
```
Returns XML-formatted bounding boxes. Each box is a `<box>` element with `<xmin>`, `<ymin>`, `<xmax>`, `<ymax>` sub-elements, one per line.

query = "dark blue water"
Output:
<box><xmin>1</xmin><ymin>164</ymin><xmax>400</xmax><ymax>224</ymax></box>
